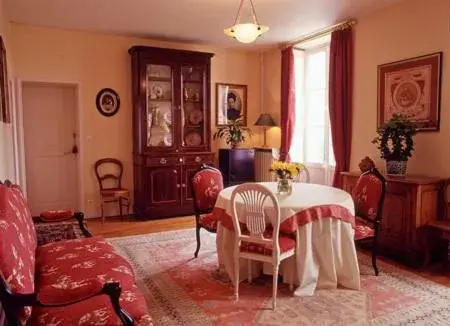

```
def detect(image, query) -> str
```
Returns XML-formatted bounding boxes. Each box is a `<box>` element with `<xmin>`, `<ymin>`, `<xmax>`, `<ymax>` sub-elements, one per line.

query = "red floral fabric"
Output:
<box><xmin>352</xmin><ymin>173</ymin><xmax>383</xmax><ymax>221</ymax></box>
<box><xmin>36</xmin><ymin>237</ymin><xmax>137</xmax><ymax>299</ymax></box>
<box><xmin>192</xmin><ymin>168</ymin><xmax>223</xmax><ymax>211</ymax></box>
<box><xmin>199</xmin><ymin>213</ymin><xmax>218</xmax><ymax>231</ymax></box>
<box><xmin>37</xmin><ymin>278</ymin><xmax>104</xmax><ymax>305</ymax></box>
<box><xmin>39</xmin><ymin>209</ymin><xmax>74</xmax><ymax>222</ymax></box>
<box><xmin>31</xmin><ymin>284</ymin><xmax>153</xmax><ymax>325</ymax></box>
<box><xmin>34</xmin><ymin>236</ymin><xmax>151</xmax><ymax>324</ymax></box>
<box><xmin>0</xmin><ymin>184</ymin><xmax>37</xmax><ymax>324</ymax></box>
<box><xmin>354</xmin><ymin>217</ymin><xmax>375</xmax><ymax>240</ymax></box>
<box><xmin>240</xmin><ymin>229</ymin><xmax>296</xmax><ymax>256</ymax></box>
<box><xmin>215</xmin><ymin>204</ymin><xmax>355</xmax><ymax>235</ymax></box>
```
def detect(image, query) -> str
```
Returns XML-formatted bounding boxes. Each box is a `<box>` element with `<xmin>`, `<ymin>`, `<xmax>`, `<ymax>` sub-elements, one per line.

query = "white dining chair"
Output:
<box><xmin>293</xmin><ymin>164</ymin><xmax>310</xmax><ymax>183</ymax></box>
<box><xmin>230</xmin><ymin>183</ymin><xmax>296</xmax><ymax>310</ymax></box>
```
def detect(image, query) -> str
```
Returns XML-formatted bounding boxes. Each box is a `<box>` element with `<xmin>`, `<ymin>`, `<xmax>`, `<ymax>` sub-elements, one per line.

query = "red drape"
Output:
<box><xmin>329</xmin><ymin>27</ymin><xmax>353</xmax><ymax>188</ymax></box>
<box><xmin>280</xmin><ymin>47</ymin><xmax>296</xmax><ymax>162</ymax></box>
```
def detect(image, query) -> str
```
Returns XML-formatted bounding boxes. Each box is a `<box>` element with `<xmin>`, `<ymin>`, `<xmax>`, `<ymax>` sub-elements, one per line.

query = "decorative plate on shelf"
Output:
<box><xmin>96</xmin><ymin>88</ymin><xmax>120</xmax><ymax>117</ymax></box>
<box><xmin>163</xmin><ymin>133</ymin><xmax>173</xmax><ymax>146</ymax></box>
<box><xmin>188</xmin><ymin>109</ymin><xmax>203</xmax><ymax>125</ymax></box>
<box><xmin>163</xmin><ymin>111</ymin><xmax>172</xmax><ymax>125</ymax></box>
<box><xmin>152</xmin><ymin>84</ymin><xmax>164</xmax><ymax>99</ymax></box>
<box><xmin>185</xmin><ymin>132</ymin><xmax>202</xmax><ymax>146</ymax></box>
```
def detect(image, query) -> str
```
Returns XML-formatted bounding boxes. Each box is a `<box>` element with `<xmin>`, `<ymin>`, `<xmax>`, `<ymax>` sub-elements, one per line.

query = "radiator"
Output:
<box><xmin>255</xmin><ymin>148</ymin><xmax>278</xmax><ymax>182</ymax></box>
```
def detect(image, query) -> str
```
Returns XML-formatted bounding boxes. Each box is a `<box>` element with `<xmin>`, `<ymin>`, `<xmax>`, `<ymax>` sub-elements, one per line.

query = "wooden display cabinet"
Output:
<box><xmin>129</xmin><ymin>46</ymin><xmax>214</xmax><ymax>218</ymax></box>
<box><xmin>342</xmin><ymin>171</ymin><xmax>449</xmax><ymax>267</ymax></box>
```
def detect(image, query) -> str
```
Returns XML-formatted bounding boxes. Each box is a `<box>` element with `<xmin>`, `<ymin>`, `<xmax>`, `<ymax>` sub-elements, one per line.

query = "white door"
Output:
<box><xmin>22</xmin><ymin>82</ymin><xmax>79</xmax><ymax>216</ymax></box>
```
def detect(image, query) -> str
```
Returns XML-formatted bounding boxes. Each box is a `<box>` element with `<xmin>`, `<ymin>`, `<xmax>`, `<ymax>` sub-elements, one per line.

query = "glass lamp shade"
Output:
<box><xmin>224</xmin><ymin>23</ymin><xmax>269</xmax><ymax>44</ymax></box>
<box><xmin>254</xmin><ymin>113</ymin><xmax>276</xmax><ymax>127</ymax></box>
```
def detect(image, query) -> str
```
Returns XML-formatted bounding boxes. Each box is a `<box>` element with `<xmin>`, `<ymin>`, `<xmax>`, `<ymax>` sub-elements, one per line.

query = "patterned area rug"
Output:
<box><xmin>108</xmin><ymin>229</ymin><xmax>450</xmax><ymax>325</ymax></box>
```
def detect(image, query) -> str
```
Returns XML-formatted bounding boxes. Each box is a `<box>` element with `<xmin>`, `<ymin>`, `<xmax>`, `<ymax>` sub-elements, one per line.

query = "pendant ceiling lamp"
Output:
<box><xmin>224</xmin><ymin>0</ymin><xmax>269</xmax><ymax>44</ymax></box>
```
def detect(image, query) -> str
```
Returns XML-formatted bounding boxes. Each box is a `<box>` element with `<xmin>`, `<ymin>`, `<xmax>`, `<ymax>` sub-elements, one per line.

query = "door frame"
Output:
<box><xmin>13</xmin><ymin>79</ymin><xmax>85</xmax><ymax>213</ymax></box>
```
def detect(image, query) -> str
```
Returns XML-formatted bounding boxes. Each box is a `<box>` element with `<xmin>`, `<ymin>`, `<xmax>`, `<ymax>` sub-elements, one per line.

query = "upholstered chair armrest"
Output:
<box><xmin>36</xmin><ymin>281</ymin><xmax>133</xmax><ymax>326</ymax></box>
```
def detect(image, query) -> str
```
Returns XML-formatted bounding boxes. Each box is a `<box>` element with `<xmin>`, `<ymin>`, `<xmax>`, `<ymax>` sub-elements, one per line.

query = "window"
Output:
<box><xmin>290</xmin><ymin>38</ymin><xmax>335</xmax><ymax>185</ymax></box>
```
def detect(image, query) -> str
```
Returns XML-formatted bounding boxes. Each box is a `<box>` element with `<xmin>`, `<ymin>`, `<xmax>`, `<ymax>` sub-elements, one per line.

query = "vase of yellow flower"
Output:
<box><xmin>269</xmin><ymin>161</ymin><xmax>305</xmax><ymax>195</ymax></box>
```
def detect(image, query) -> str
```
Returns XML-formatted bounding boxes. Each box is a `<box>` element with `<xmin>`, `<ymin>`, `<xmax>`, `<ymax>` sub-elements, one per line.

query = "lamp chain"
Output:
<box><xmin>232</xmin><ymin>0</ymin><xmax>245</xmax><ymax>25</ymax></box>
<box><xmin>248</xmin><ymin>0</ymin><xmax>260</xmax><ymax>25</ymax></box>
<box><xmin>232</xmin><ymin>0</ymin><xmax>261</xmax><ymax>26</ymax></box>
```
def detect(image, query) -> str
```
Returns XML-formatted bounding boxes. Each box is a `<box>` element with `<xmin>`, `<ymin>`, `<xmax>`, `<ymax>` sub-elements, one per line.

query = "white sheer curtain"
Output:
<box><xmin>290</xmin><ymin>41</ymin><xmax>335</xmax><ymax>186</ymax></box>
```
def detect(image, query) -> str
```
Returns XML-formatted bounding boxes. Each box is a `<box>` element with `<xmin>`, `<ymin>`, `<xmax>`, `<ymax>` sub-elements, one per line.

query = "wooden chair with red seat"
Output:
<box><xmin>190</xmin><ymin>164</ymin><xmax>224</xmax><ymax>258</ymax></box>
<box><xmin>94</xmin><ymin>158</ymin><xmax>130</xmax><ymax>223</ymax></box>
<box><xmin>352</xmin><ymin>167</ymin><xmax>387</xmax><ymax>276</ymax></box>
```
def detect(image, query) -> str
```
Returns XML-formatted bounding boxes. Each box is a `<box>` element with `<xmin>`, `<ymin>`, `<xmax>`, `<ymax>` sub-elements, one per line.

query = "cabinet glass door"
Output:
<box><xmin>181</xmin><ymin>66</ymin><xmax>206</xmax><ymax>150</ymax></box>
<box><xmin>145</xmin><ymin>64</ymin><xmax>175</xmax><ymax>149</ymax></box>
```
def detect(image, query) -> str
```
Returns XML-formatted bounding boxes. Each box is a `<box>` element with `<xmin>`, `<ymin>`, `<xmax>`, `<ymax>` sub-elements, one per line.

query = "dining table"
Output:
<box><xmin>213</xmin><ymin>182</ymin><xmax>361</xmax><ymax>296</ymax></box>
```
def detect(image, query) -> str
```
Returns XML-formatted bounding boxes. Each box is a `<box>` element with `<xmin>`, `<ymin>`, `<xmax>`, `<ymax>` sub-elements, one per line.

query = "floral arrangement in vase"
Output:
<box><xmin>269</xmin><ymin>161</ymin><xmax>305</xmax><ymax>195</ymax></box>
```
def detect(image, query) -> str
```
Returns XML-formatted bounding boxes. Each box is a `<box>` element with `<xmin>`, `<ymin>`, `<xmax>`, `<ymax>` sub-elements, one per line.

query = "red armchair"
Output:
<box><xmin>190</xmin><ymin>164</ymin><xmax>224</xmax><ymax>258</ymax></box>
<box><xmin>352</xmin><ymin>168</ymin><xmax>387</xmax><ymax>276</ymax></box>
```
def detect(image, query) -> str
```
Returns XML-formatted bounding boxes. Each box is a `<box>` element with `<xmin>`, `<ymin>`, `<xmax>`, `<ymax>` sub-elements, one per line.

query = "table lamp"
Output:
<box><xmin>254</xmin><ymin>113</ymin><xmax>276</xmax><ymax>147</ymax></box>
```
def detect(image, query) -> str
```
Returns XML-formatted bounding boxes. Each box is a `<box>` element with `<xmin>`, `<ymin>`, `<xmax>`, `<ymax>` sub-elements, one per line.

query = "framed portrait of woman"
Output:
<box><xmin>215</xmin><ymin>83</ymin><xmax>247</xmax><ymax>126</ymax></box>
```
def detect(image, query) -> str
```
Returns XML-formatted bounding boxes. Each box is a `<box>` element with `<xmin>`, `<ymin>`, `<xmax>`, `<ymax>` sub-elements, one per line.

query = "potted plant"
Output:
<box><xmin>371</xmin><ymin>113</ymin><xmax>417</xmax><ymax>175</ymax></box>
<box><xmin>213</xmin><ymin>117</ymin><xmax>252</xmax><ymax>149</ymax></box>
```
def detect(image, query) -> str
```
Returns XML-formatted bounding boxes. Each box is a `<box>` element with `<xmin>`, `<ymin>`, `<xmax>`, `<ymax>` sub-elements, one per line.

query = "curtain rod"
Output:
<box><xmin>281</xmin><ymin>19</ymin><xmax>356</xmax><ymax>50</ymax></box>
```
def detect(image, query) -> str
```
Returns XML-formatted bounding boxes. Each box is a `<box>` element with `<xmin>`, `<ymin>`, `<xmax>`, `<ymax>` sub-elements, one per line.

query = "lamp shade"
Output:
<box><xmin>254</xmin><ymin>113</ymin><xmax>276</xmax><ymax>127</ymax></box>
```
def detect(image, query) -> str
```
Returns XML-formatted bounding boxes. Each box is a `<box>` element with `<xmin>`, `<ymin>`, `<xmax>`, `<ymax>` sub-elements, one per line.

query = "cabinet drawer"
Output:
<box><xmin>183</xmin><ymin>154</ymin><xmax>214</xmax><ymax>165</ymax></box>
<box><xmin>146</xmin><ymin>156</ymin><xmax>180</xmax><ymax>166</ymax></box>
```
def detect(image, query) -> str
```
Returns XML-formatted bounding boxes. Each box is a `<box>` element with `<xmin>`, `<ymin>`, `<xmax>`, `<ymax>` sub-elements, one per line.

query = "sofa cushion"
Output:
<box><xmin>39</xmin><ymin>209</ymin><xmax>74</xmax><ymax>222</ymax></box>
<box><xmin>31</xmin><ymin>284</ymin><xmax>153</xmax><ymax>325</ymax></box>
<box><xmin>36</xmin><ymin>237</ymin><xmax>137</xmax><ymax>301</ymax></box>
<box><xmin>0</xmin><ymin>185</ymin><xmax>37</xmax><ymax>324</ymax></box>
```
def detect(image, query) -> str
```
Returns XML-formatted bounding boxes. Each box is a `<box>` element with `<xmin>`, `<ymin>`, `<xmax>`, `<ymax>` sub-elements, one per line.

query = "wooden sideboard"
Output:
<box><xmin>341</xmin><ymin>171</ymin><xmax>449</xmax><ymax>267</ymax></box>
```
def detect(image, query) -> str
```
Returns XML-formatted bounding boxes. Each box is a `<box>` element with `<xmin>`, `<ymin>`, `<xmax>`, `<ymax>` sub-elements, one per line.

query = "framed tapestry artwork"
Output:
<box><xmin>216</xmin><ymin>83</ymin><xmax>247</xmax><ymax>126</ymax></box>
<box><xmin>378</xmin><ymin>52</ymin><xmax>442</xmax><ymax>131</ymax></box>
<box><xmin>0</xmin><ymin>36</ymin><xmax>10</xmax><ymax>123</ymax></box>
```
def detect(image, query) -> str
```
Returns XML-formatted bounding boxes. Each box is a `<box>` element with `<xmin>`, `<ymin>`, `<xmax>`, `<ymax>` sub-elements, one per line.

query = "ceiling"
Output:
<box><xmin>5</xmin><ymin>0</ymin><xmax>403</xmax><ymax>48</ymax></box>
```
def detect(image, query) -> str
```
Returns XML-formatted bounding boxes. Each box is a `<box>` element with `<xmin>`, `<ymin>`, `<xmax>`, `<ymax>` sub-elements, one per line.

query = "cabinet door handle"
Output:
<box><xmin>179</xmin><ymin>158</ymin><xmax>183</xmax><ymax>163</ymax></box>
<box><xmin>182</xmin><ymin>184</ymin><xmax>186</xmax><ymax>188</ymax></box>
<box><xmin>195</xmin><ymin>156</ymin><xmax>202</xmax><ymax>163</ymax></box>
<box><xmin>176</xmin><ymin>184</ymin><xmax>181</xmax><ymax>188</ymax></box>
<box><xmin>160</xmin><ymin>158</ymin><xmax>167</xmax><ymax>165</ymax></box>
<box><xmin>173</xmin><ymin>169</ymin><xmax>177</xmax><ymax>174</ymax></box>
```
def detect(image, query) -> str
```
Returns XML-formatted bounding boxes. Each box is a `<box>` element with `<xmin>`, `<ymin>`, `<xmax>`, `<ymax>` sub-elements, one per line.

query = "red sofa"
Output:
<box><xmin>0</xmin><ymin>182</ymin><xmax>153</xmax><ymax>325</ymax></box>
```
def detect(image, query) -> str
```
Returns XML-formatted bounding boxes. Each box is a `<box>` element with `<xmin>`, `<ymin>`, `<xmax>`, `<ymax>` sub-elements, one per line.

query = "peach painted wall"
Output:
<box><xmin>263</xmin><ymin>0</ymin><xmax>450</xmax><ymax>179</ymax></box>
<box><xmin>10</xmin><ymin>23</ymin><xmax>262</xmax><ymax>217</ymax></box>
<box><xmin>0</xmin><ymin>0</ymin><xmax>15</xmax><ymax>181</ymax></box>
<box><xmin>262</xmin><ymin>49</ymin><xmax>282</xmax><ymax>148</ymax></box>
<box><xmin>352</xmin><ymin>0</ymin><xmax>450</xmax><ymax>177</ymax></box>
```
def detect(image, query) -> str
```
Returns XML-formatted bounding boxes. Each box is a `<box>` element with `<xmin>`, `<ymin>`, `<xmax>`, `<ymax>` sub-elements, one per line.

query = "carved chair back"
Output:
<box><xmin>230</xmin><ymin>183</ymin><xmax>281</xmax><ymax>257</ymax></box>
<box><xmin>94</xmin><ymin>158</ymin><xmax>124</xmax><ymax>191</ymax></box>
<box><xmin>352</xmin><ymin>168</ymin><xmax>387</xmax><ymax>224</ymax></box>
<box><xmin>191</xmin><ymin>164</ymin><xmax>224</xmax><ymax>215</ymax></box>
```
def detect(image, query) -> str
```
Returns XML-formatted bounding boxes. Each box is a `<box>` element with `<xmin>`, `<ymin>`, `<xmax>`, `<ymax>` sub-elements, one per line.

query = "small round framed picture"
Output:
<box><xmin>96</xmin><ymin>88</ymin><xmax>120</xmax><ymax>117</ymax></box>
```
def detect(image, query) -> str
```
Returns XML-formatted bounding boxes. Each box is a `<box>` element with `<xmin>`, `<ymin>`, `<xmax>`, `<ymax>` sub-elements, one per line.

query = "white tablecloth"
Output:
<box><xmin>215</xmin><ymin>182</ymin><xmax>361</xmax><ymax>296</ymax></box>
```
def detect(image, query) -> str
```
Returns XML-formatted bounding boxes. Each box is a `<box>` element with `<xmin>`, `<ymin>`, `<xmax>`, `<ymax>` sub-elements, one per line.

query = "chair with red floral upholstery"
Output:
<box><xmin>191</xmin><ymin>164</ymin><xmax>224</xmax><ymax>258</ymax></box>
<box><xmin>352</xmin><ymin>167</ymin><xmax>387</xmax><ymax>276</ymax></box>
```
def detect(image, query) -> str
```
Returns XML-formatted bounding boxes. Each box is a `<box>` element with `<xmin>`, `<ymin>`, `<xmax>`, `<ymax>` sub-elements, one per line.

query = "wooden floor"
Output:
<box><xmin>87</xmin><ymin>215</ymin><xmax>449</xmax><ymax>287</ymax></box>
